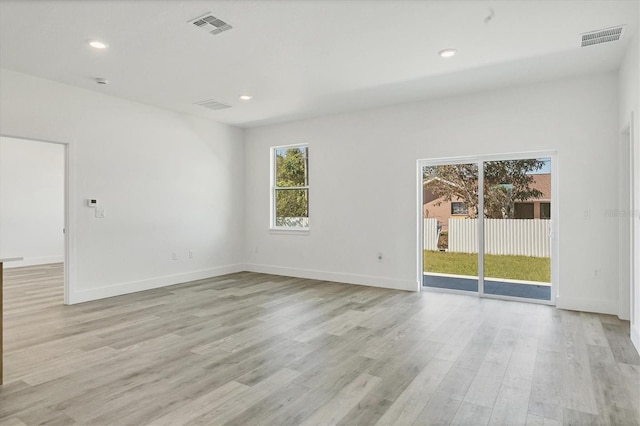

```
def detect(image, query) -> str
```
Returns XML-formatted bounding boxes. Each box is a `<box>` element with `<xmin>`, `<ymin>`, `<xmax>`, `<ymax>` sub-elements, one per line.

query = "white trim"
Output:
<box><xmin>64</xmin><ymin>142</ymin><xmax>76</xmax><ymax>305</ymax></box>
<box><xmin>68</xmin><ymin>264</ymin><xmax>244</xmax><ymax>304</ymax></box>
<box><xmin>550</xmin><ymin>153</ymin><xmax>559</xmax><ymax>306</ymax></box>
<box><xmin>419</xmin><ymin>150</ymin><xmax>557</xmax><ymax>166</ymax></box>
<box><xmin>618</xmin><ymin>119</ymin><xmax>633</xmax><ymax>321</ymax></box>
<box><xmin>416</xmin><ymin>160</ymin><xmax>424</xmax><ymax>291</ymax></box>
<box><xmin>556</xmin><ymin>296</ymin><xmax>617</xmax><ymax>315</ymax></box>
<box><xmin>3</xmin><ymin>256</ymin><xmax>64</xmax><ymax>269</ymax></box>
<box><xmin>478</xmin><ymin>161</ymin><xmax>485</xmax><ymax>297</ymax></box>
<box><xmin>0</xmin><ymin>257</ymin><xmax>23</xmax><ymax>263</ymax></box>
<box><xmin>629</xmin><ymin>113</ymin><xmax>635</xmax><ymax>324</ymax></box>
<box><xmin>629</xmin><ymin>110</ymin><xmax>639</xmax><ymax>355</ymax></box>
<box><xmin>268</xmin><ymin>228</ymin><xmax>310</xmax><ymax>235</ymax></box>
<box><xmin>424</xmin><ymin>272</ymin><xmax>478</xmax><ymax>280</ymax></box>
<box><xmin>245</xmin><ymin>263</ymin><xmax>417</xmax><ymax>292</ymax></box>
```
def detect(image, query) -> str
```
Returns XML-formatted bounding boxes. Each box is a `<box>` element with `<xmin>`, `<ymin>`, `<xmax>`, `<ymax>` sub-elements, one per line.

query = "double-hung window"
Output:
<box><xmin>271</xmin><ymin>145</ymin><xmax>309</xmax><ymax>230</ymax></box>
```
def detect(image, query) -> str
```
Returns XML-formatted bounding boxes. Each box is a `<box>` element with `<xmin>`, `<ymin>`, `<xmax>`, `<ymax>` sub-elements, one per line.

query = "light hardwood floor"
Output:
<box><xmin>1</xmin><ymin>263</ymin><xmax>639</xmax><ymax>425</ymax></box>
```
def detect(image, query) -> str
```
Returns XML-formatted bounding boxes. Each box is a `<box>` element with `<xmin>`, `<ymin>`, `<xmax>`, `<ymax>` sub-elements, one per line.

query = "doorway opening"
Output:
<box><xmin>0</xmin><ymin>135</ymin><xmax>69</xmax><ymax>304</ymax></box>
<box><xmin>418</xmin><ymin>152</ymin><xmax>557</xmax><ymax>305</ymax></box>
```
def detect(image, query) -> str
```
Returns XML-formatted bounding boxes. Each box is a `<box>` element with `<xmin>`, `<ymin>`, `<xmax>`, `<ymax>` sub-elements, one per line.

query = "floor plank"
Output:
<box><xmin>2</xmin><ymin>264</ymin><xmax>639</xmax><ymax>425</ymax></box>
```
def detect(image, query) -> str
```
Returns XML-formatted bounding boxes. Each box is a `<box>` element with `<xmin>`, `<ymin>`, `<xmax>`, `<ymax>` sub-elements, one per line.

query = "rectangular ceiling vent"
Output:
<box><xmin>188</xmin><ymin>12</ymin><xmax>233</xmax><ymax>35</ymax></box>
<box><xmin>195</xmin><ymin>99</ymin><xmax>231</xmax><ymax>111</ymax></box>
<box><xmin>580</xmin><ymin>25</ymin><xmax>625</xmax><ymax>47</ymax></box>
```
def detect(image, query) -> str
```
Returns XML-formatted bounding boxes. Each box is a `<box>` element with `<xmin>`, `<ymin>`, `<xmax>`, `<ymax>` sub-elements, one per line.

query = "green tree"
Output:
<box><xmin>423</xmin><ymin>159</ymin><xmax>545</xmax><ymax>219</ymax></box>
<box><xmin>275</xmin><ymin>148</ymin><xmax>308</xmax><ymax>221</ymax></box>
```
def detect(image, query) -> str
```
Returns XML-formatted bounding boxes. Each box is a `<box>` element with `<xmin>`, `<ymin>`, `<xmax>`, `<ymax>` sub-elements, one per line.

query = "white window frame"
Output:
<box><xmin>270</xmin><ymin>144</ymin><xmax>309</xmax><ymax>234</ymax></box>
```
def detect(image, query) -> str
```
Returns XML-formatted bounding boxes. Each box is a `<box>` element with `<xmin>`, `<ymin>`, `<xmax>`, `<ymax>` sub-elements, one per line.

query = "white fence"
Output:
<box><xmin>448</xmin><ymin>219</ymin><xmax>550</xmax><ymax>257</ymax></box>
<box><xmin>423</xmin><ymin>218</ymin><xmax>439</xmax><ymax>251</ymax></box>
<box><xmin>424</xmin><ymin>218</ymin><xmax>551</xmax><ymax>257</ymax></box>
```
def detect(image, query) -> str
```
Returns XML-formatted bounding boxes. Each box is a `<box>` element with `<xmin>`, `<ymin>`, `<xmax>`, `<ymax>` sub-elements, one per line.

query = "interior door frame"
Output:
<box><xmin>622</xmin><ymin>112</ymin><xmax>637</xmax><ymax>327</ymax></box>
<box><xmin>417</xmin><ymin>150</ymin><xmax>558</xmax><ymax>306</ymax></box>
<box><xmin>0</xmin><ymin>134</ymin><xmax>75</xmax><ymax>305</ymax></box>
<box><xmin>630</xmin><ymin>111</ymin><xmax>640</xmax><ymax>350</ymax></box>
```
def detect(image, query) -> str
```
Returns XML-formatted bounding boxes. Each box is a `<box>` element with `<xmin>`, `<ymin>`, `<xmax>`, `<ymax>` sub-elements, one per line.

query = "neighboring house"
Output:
<box><xmin>423</xmin><ymin>174</ymin><xmax>551</xmax><ymax>229</ymax></box>
<box><xmin>513</xmin><ymin>173</ymin><xmax>551</xmax><ymax>219</ymax></box>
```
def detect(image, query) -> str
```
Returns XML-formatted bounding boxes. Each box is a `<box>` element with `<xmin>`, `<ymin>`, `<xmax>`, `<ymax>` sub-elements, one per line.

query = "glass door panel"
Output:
<box><xmin>482</xmin><ymin>158</ymin><xmax>552</xmax><ymax>301</ymax></box>
<box><xmin>422</xmin><ymin>163</ymin><xmax>479</xmax><ymax>293</ymax></box>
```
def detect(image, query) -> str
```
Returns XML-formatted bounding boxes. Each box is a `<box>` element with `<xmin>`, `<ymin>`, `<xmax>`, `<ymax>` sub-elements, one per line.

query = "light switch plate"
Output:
<box><xmin>95</xmin><ymin>208</ymin><xmax>105</xmax><ymax>218</ymax></box>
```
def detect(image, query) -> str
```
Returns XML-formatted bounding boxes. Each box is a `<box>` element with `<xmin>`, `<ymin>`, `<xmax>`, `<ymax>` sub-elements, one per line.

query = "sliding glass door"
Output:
<box><xmin>420</xmin><ymin>153</ymin><xmax>555</xmax><ymax>304</ymax></box>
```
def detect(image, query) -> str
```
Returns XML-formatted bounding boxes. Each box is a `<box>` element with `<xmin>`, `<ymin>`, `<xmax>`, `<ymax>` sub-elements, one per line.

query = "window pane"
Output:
<box><xmin>451</xmin><ymin>202</ymin><xmax>468</xmax><ymax>215</ymax></box>
<box><xmin>275</xmin><ymin>189</ymin><xmax>308</xmax><ymax>227</ymax></box>
<box><xmin>514</xmin><ymin>203</ymin><xmax>534</xmax><ymax>219</ymax></box>
<box><xmin>483</xmin><ymin>158</ymin><xmax>551</xmax><ymax>301</ymax></box>
<box><xmin>541</xmin><ymin>202</ymin><xmax>551</xmax><ymax>219</ymax></box>
<box><xmin>275</xmin><ymin>147</ymin><xmax>308</xmax><ymax>187</ymax></box>
<box><xmin>423</xmin><ymin>162</ymin><xmax>479</xmax><ymax>293</ymax></box>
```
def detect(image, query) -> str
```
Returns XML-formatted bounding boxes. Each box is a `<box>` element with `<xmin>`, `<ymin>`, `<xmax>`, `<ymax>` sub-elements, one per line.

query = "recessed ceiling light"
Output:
<box><xmin>239</xmin><ymin>95</ymin><xmax>253</xmax><ymax>101</ymax></box>
<box><xmin>89</xmin><ymin>40</ymin><xmax>109</xmax><ymax>49</ymax></box>
<box><xmin>438</xmin><ymin>48</ymin><xmax>457</xmax><ymax>58</ymax></box>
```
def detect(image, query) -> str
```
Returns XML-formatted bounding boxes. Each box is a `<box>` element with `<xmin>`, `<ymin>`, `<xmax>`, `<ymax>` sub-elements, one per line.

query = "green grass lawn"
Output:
<box><xmin>424</xmin><ymin>250</ymin><xmax>550</xmax><ymax>283</ymax></box>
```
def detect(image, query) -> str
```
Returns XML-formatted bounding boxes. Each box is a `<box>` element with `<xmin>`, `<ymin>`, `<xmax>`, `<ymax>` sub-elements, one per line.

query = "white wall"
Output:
<box><xmin>0</xmin><ymin>65</ymin><xmax>629</xmax><ymax>323</ymax></box>
<box><xmin>0</xmin><ymin>68</ymin><xmax>244</xmax><ymax>303</ymax></box>
<box><xmin>618</xmin><ymin>21</ymin><xmax>640</xmax><ymax>351</ymax></box>
<box><xmin>244</xmin><ymin>72</ymin><xmax>620</xmax><ymax>314</ymax></box>
<box><xmin>0</xmin><ymin>136</ymin><xmax>65</xmax><ymax>267</ymax></box>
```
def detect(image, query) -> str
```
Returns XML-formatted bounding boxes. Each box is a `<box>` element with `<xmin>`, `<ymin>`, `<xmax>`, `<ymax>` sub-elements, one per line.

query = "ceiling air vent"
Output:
<box><xmin>580</xmin><ymin>26</ymin><xmax>625</xmax><ymax>47</ymax></box>
<box><xmin>195</xmin><ymin>99</ymin><xmax>231</xmax><ymax>111</ymax></box>
<box><xmin>188</xmin><ymin>12</ymin><xmax>233</xmax><ymax>35</ymax></box>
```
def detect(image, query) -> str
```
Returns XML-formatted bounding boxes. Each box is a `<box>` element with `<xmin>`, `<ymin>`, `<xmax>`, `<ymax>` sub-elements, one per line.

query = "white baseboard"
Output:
<box><xmin>243</xmin><ymin>263</ymin><xmax>418</xmax><ymax>292</ymax></box>
<box><xmin>4</xmin><ymin>256</ymin><xmax>64</xmax><ymax>268</ymax></box>
<box><xmin>68</xmin><ymin>264</ymin><xmax>244</xmax><ymax>304</ymax></box>
<box><xmin>556</xmin><ymin>296</ymin><xmax>617</xmax><ymax>316</ymax></box>
<box><xmin>632</xmin><ymin>325</ymin><xmax>640</xmax><ymax>356</ymax></box>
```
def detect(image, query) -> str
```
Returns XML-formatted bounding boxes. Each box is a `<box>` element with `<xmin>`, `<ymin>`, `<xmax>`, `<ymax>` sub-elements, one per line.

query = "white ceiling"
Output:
<box><xmin>0</xmin><ymin>1</ymin><xmax>637</xmax><ymax>128</ymax></box>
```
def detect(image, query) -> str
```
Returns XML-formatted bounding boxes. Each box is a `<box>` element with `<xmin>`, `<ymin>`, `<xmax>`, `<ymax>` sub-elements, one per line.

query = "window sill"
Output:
<box><xmin>269</xmin><ymin>227</ymin><xmax>310</xmax><ymax>235</ymax></box>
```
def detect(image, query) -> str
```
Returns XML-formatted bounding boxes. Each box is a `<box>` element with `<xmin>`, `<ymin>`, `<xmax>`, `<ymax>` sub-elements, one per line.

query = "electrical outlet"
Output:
<box><xmin>188</xmin><ymin>250</ymin><xmax>193</xmax><ymax>259</ymax></box>
<box><xmin>593</xmin><ymin>269</ymin><xmax>600</xmax><ymax>279</ymax></box>
<box><xmin>172</xmin><ymin>252</ymin><xmax>178</xmax><ymax>261</ymax></box>
<box><xmin>377</xmin><ymin>252</ymin><xmax>383</xmax><ymax>263</ymax></box>
<box><xmin>95</xmin><ymin>208</ymin><xmax>105</xmax><ymax>218</ymax></box>
<box><xmin>583</xmin><ymin>209</ymin><xmax>591</xmax><ymax>219</ymax></box>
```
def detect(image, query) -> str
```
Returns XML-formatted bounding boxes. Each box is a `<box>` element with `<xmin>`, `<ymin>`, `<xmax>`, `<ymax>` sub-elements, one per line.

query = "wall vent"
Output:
<box><xmin>188</xmin><ymin>12</ymin><xmax>233</xmax><ymax>35</ymax></box>
<box><xmin>195</xmin><ymin>99</ymin><xmax>231</xmax><ymax>110</ymax></box>
<box><xmin>580</xmin><ymin>25</ymin><xmax>625</xmax><ymax>47</ymax></box>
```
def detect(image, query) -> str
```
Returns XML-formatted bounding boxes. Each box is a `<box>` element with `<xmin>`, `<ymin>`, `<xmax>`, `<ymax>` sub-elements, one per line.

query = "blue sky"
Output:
<box><xmin>529</xmin><ymin>158</ymin><xmax>551</xmax><ymax>174</ymax></box>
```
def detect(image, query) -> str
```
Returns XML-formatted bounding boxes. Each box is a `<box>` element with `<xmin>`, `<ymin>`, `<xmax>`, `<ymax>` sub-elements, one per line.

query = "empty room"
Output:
<box><xmin>0</xmin><ymin>1</ymin><xmax>639</xmax><ymax>425</ymax></box>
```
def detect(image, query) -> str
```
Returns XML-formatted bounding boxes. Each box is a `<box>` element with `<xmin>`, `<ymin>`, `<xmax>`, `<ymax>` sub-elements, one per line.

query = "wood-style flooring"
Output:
<box><xmin>1</xmin><ymin>263</ymin><xmax>639</xmax><ymax>425</ymax></box>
